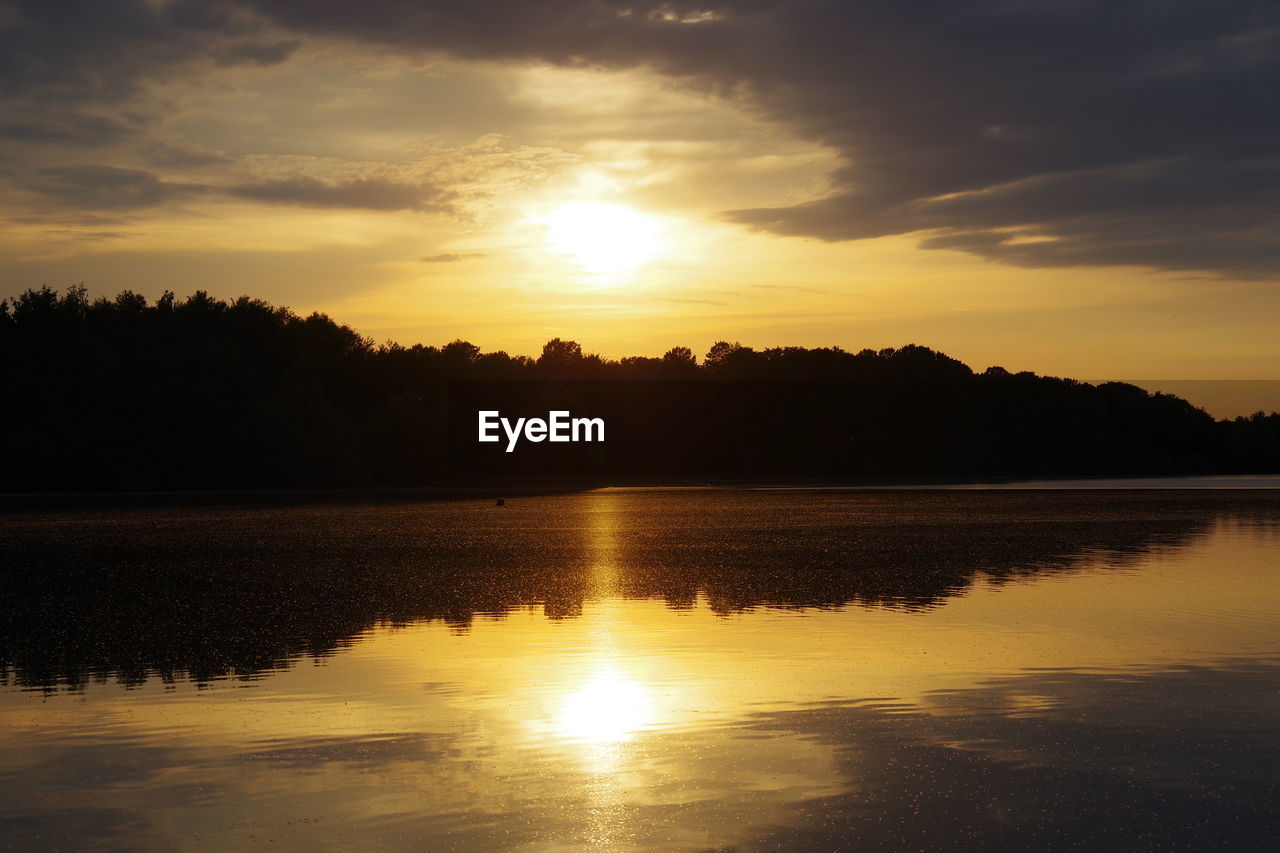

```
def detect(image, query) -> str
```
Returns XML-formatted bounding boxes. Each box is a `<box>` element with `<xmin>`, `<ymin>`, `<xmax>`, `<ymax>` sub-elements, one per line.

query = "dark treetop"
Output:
<box><xmin>2</xmin><ymin>286</ymin><xmax>1277</xmax><ymax>490</ymax></box>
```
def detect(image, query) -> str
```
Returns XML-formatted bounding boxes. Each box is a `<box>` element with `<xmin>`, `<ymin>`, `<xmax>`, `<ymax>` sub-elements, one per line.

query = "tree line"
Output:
<box><xmin>2</xmin><ymin>286</ymin><xmax>1277</xmax><ymax>489</ymax></box>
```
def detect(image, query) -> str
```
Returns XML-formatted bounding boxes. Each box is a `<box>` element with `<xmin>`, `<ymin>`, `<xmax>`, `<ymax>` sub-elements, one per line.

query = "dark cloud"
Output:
<box><xmin>14</xmin><ymin>165</ymin><xmax>207</xmax><ymax>210</ymax></box>
<box><xmin>5</xmin><ymin>165</ymin><xmax>452</xmax><ymax>216</ymax></box>
<box><xmin>0</xmin><ymin>112</ymin><xmax>135</xmax><ymax>146</ymax></box>
<box><xmin>141</xmin><ymin>141</ymin><xmax>232</xmax><ymax>168</ymax></box>
<box><xmin>237</xmin><ymin>0</ymin><xmax>1280</xmax><ymax>276</ymax></box>
<box><xmin>227</xmin><ymin>175</ymin><xmax>455</xmax><ymax>211</ymax></box>
<box><xmin>4</xmin><ymin>1</ymin><xmax>1277</xmax><ymax>274</ymax></box>
<box><xmin>0</xmin><ymin>1</ymin><xmax>289</xmax><ymax>101</ymax></box>
<box><xmin>8</xmin><ymin>213</ymin><xmax>126</xmax><ymax>228</ymax></box>
<box><xmin>0</xmin><ymin>0</ymin><xmax>295</xmax><ymax>147</ymax></box>
<box><xmin>213</xmin><ymin>38</ymin><xmax>302</xmax><ymax>67</ymax></box>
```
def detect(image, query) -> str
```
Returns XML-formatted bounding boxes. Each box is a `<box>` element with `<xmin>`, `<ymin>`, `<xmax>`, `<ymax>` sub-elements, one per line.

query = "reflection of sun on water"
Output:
<box><xmin>547</xmin><ymin>495</ymin><xmax>660</xmax><ymax>783</ymax></box>
<box><xmin>542</xmin><ymin>202</ymin><xmax>667</xmax><ymax>282</ymax></box>
<box><xmin>558</xmin><ymin>665</ymin><xmax>655</xmax><ymax>744</ymax></box>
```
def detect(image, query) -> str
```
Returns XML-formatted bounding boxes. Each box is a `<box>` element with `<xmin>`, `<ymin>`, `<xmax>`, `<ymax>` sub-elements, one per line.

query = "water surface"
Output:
<box><xmin>2</xmin><ymin>490</ymin><xmax>1278</xmax><ymax>850</ymax></box>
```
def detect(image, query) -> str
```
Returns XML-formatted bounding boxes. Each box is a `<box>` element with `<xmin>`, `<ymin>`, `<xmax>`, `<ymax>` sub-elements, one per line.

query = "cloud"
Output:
<box><xmin>141</xmin><ymin>142</ymin><xmax>232</xmax><ymax>168</ymax></box>
<box><xmin>2</xmin><ymin>157</ymin><xmax>481</xmax><ymax>220</ymax></box>
<box><xmin>14</xmin><ymin>165</ymin><xmax>207</xmax><ymax>210</ymax></box>
<box><xmin>0</xmin><ymin>1</ymin><xmax>293</xmax><ymax>102</ymax></box>
<box><xmin>235</xmin><ymin>0</ymin><xmax>1280</xmax><ymax>277</ymax></box>
<box><xmin>0</xmin><ymin>112</ymin><xmax>135</xmax><ymax>146</ymax></box>
<box><xmin>213</xmin><ymin>38</ymin><xmax>302</xmax><ymax>67</ymax></box>
<box><xmin>3</xmin><ymin>1</ymin><xmax>1278</xmax><ymax>276</ymax></box>
<box><xmin>226</xmin><ymin>175</ymin><xmax>455</xmax><ymax>211</ymax></box>
<box><xmin>42</xmin><ymin>229</ymin><xmax>130</xmax><ymax>242</ymax></box>
<box><xmin>419</xmin><ymin>252</ymin><xmax>484</xmax><ymax>263</ymax></box>
<box><xmin>0</xmin><ymin>0</ymin><xmax>297</xmax><ymax>148</ymax></box>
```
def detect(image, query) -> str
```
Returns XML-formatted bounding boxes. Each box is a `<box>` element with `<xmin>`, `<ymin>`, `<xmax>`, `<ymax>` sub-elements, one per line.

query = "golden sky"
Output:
<box><xmin>3</xmin><ymin>2</ymin><xmax>1279</xmax><ymax>379</ymax></box>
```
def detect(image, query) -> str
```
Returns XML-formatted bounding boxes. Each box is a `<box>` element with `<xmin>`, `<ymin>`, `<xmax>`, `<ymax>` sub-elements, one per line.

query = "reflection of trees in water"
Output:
<box><xmin>1</xmin><ymin>491</ymin><xmax>1276</xmax><ymax>690</ymax></box>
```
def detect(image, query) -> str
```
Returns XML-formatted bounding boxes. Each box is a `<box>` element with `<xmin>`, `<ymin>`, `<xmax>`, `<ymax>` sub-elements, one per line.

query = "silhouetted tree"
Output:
<box><xmin>538</xmin><ymin>337</ymin><xmax>583</xmax><ymax>377</ymax></box>
<box><xmin>704</xmin><ymin>340</ymin><xmax>740</xmax><ymax>367</ymax></box>
<box><xmin>0</xmin><ymin>285</ymin><xmax>1276</xmax><ymax>490</ymax></box>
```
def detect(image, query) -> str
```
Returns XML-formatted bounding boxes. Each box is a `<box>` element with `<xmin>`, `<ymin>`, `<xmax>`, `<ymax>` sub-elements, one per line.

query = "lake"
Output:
<box><xmin>2</xmin><ymin>488</ymin><xmax>1279</xmax><ymax>850</ymax></box>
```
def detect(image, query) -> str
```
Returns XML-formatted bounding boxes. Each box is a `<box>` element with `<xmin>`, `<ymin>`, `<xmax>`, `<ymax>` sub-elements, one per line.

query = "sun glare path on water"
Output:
<box><xmin>557</xmin><ymin>664</ymin><xmax>656</xmax><ymax>744</ymax></box>
<box><xmin>542</xmin><ymin>202</ymin><xmax>668</xmax><ymax>282</ymax></box>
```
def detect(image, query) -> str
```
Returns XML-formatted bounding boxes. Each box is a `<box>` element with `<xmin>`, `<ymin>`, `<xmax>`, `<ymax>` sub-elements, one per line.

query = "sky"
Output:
<box><xmin>2</xmin><ymin>0</ymin><xmax>1279</xmax><ymax>380</ymax></box>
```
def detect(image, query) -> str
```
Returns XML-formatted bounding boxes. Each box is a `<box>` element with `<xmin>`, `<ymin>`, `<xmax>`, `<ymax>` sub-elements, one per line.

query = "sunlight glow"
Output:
<box><xmin>557</xmin><ymin>667</ymin><xmax>655</xmax><ymax>743</ymax></box>
<box><xmin>542</xmin><ymin>202</ymin><xmax>667</xmax><ymax>280</ymax></box>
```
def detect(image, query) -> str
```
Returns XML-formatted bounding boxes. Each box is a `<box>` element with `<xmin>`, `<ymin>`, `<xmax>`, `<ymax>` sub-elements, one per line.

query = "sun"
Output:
<box><xmin>542</xmin><ymin>202</ymin><xmax>667</xmax><ymax>280</ymax></box>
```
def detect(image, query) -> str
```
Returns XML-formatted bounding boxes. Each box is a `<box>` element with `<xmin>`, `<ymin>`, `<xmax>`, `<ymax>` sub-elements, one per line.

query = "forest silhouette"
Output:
<box><xmin>3</xmin><ymin>286</ymin><xmax>1278</xmax><ymax>490</ymax></box>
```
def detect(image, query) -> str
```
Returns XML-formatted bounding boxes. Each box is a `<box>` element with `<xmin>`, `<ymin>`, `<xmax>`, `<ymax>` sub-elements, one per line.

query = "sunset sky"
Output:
<box><xmin>2</xmin><ymin>1</ymin><xmax>1279</xmax><ymax>380</ymax></box>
